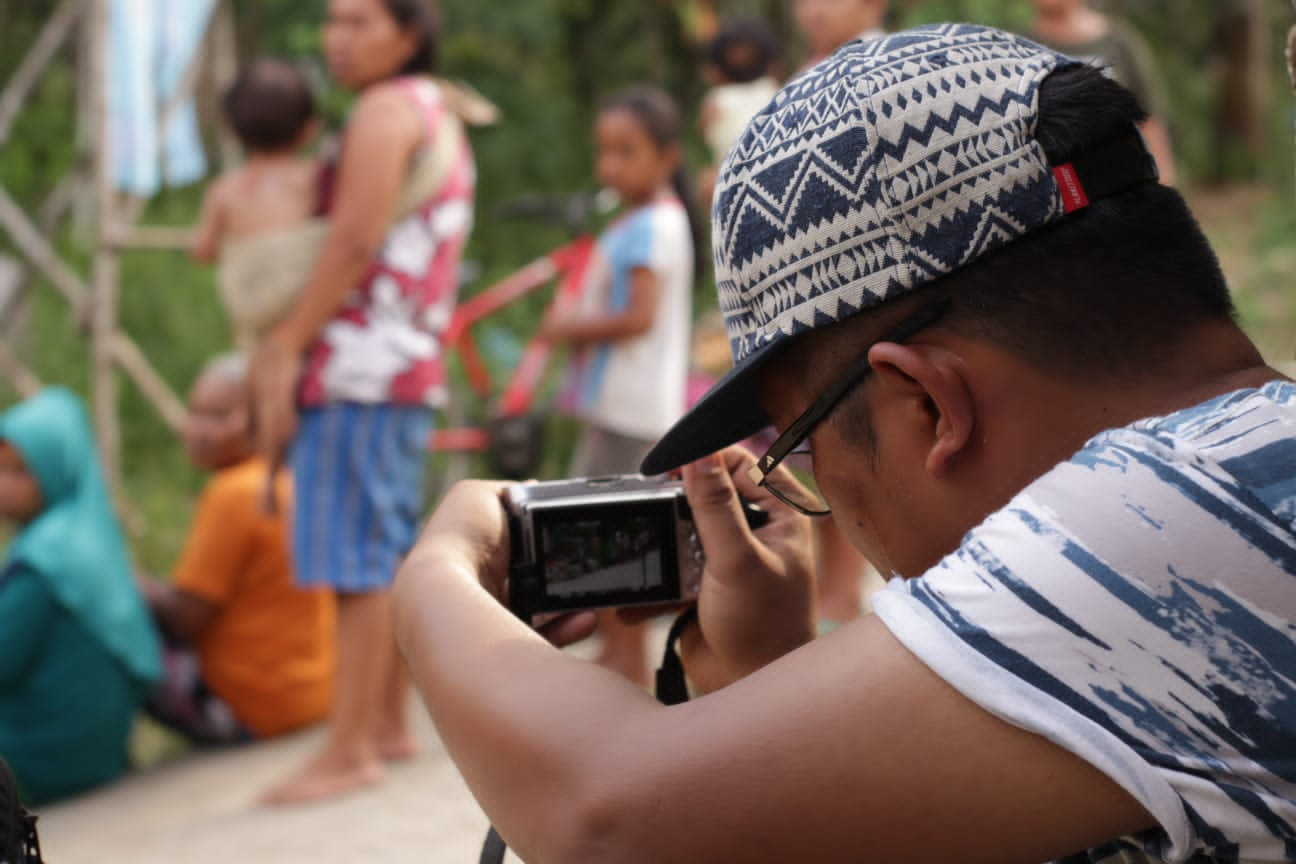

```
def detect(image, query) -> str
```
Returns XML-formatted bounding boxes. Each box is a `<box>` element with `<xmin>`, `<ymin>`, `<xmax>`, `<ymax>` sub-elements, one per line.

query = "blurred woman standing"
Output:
<box><xmin>250</xmin><ymin>0</ymin><xmax>474</xmax><ymax>804</ymax></box>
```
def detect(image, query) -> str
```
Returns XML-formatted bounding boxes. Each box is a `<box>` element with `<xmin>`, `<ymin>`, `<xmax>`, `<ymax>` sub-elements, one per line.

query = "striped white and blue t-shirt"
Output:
<box><xmin>873</xmin><ymin>381</ymin><xmax>1296</xmax><ymax>863</ymax></box>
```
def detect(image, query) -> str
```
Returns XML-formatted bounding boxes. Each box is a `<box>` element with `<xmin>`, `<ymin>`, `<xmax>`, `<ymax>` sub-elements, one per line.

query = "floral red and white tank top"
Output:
<box><xmin>299</xmin><ymin>77</ymin><xmax>475</xmax><ymax>407</ymax></box>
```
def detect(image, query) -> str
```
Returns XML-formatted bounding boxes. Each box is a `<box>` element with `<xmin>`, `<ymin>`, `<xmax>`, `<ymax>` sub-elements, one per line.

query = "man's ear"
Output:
<box><xmin>866</xmin><ymin>342</ymin><xmax>975</xmax><ymax>477</ymax></box>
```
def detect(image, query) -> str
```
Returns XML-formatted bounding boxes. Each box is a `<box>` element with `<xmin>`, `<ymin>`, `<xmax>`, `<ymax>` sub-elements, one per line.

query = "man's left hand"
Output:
<box><xmin>402</xmin><ymin>479</ymin><xmax>598</xmax><ymax>647</ymax></box>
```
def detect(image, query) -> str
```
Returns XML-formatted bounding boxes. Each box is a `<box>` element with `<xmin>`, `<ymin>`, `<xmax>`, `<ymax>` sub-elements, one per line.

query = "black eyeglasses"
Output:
<box><xmin>746</xmin><ymin>297</ymin><xmax>952</xmax><ymax>516</ymax></box>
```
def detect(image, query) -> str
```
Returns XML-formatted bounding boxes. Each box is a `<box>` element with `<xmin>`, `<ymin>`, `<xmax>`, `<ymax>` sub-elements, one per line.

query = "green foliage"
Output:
<box><xmin>0</xmin><ymin>37</ymin><xmax>79</xmax><ymax>208</ymax></box>
<box><xmin>887</xmin><ymin>0</ymin><xmax>1033</xmax><ymax>33</ymax></box>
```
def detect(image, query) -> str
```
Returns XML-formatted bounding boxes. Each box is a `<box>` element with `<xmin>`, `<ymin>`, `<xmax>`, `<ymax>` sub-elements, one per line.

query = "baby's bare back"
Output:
<box><xmin>218</xmin><ymin>156</ymin><xmax>319</xmax><ymax>243</ymax></box>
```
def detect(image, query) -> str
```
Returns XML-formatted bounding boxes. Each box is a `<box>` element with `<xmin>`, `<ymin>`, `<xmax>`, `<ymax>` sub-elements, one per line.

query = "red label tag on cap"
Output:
<box><xmin>1053</xmin><ymin>164</ymin><xmax>1090</xmax><ymax>213</ymax></box>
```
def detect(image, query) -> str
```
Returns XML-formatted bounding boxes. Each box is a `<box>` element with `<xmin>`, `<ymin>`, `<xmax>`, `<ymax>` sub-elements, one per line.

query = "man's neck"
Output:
<box><xmin>963</xmin><ymin>322</ymin><xmax>1282</xmax><ymax>525</ymax></box>
<box><xmin>1145</xmin><ymin>322</ymin><xmax>1284</xmax><ymax>407</ymax></box>
<box><xmin>1066</xmin><ymin>320</ymin><xmax>1275</xmax><ymax>420</ymax></box>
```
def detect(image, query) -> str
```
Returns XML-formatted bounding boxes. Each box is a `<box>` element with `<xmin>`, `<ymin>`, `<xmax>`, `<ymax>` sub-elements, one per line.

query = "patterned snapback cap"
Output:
<box><xmin>642</xmin><ymin>23</ymin><xmax>1152</xmax><ymax>474</ymax></box>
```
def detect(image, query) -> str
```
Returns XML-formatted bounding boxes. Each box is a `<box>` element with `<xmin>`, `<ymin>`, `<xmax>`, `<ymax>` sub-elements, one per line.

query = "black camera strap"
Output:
<box><xmin>478</xmin><ymin>604</ymin><xmax>699</xmax><ymax>863</ymax></box>
<box><xmin>654</xmin><ymin>604</ymin><xmax>698</xmax><ymax>706</ymax></box>
<box><xmin>478</xmin><ymin>827</ymin><xmax>507</xmax><ymax>864</ymax></box>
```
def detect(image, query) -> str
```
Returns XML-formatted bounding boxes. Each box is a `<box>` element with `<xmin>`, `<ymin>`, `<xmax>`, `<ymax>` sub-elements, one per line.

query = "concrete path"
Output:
<box><xmin>34</xmin><ymin>630</ymin><xmax>668</xmax><ymax>864</ymax></box>
<box><xmin>37</xmin><ymin>703</ymin><xmax>507</xmax><ymax>863</ymax></box>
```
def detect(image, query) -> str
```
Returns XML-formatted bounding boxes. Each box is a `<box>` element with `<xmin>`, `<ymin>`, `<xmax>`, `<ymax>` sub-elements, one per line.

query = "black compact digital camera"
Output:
<box><xmin>503</xmin><ymin>474</ymin><xmax>766</xmax><ymax>622</ymax></box>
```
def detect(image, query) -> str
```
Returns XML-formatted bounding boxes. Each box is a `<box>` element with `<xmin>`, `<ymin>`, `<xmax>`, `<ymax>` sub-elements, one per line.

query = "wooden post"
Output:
<box><xmin>0</xmin><ymin>187</ymin><xmax>187</xmax><ymax>431</ymax></box>
<box><xmin>88</xmin><ymin>0</ymin><xmax>122</xmax><ymax>491</ymax></box>
<box><xmin>74</xmin><ymin>0</ymin><xmax>98</xmax><ymax>240</ymax></box>
<box><xmin>0</xmin><ymin>338</ymin><xmax>42</xmax><ymax>399</ymax></box>
<box><xmin>0</xmin><ymin>255</ymin><xmax>22</xmax><ymax>343</ymax></box>
<box><xmin>210</xmin><ymin>0</ymin><xmax>241</xmax><ymax>171</ymax></box>
<box><xmin>0</xmin><ymin>185</ymin><xmax>92</xmax><ymax>322</ymax></box>
<box><xmin>3</xmin><ymin>170</ymin><xmax>87</xmax><ymax>349</ymax></box>
<box><xmin>0</xmin><ymin>0</ymin><xmax>81</xmax><ymax>148</ymax></box>
<box><xmin>106</xmin><ymin>224</ymin><xmax>193</xmax><ymax>251</ymax></box>
<box><xmin>0</xmin><ymin>2</ymin><xmax>85</xmax><ymax>361</ymax></box>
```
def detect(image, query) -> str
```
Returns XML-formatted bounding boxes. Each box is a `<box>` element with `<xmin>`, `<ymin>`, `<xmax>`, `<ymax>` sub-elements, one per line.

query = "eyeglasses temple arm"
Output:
<box><xmin>752</xmin><ymin>296</ymin><xmax>952</xmax><ymax>481</ymax></box>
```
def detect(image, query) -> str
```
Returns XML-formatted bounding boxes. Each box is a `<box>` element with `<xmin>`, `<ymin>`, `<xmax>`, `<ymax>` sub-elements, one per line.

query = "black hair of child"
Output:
<box><xmin>222</xmin><ymin>58</ymin><xmax>315</xmax><ymax>154</ymax></box>
<box><xmin>705</xmin><ymin>17</ymin><xmax>780</xmax><ymax>84</ymax></box>
<box><xmin>602</xmin><ymin>85</ymin><xmax>707</xmax><ymax>282</ymax></box>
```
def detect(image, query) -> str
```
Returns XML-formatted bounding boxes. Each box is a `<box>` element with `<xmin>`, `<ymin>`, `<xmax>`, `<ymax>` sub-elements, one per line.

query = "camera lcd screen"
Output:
<box><xmin>533</xmin><ymin>498</ymin><xmax>681</xmax><ymax>611</ymax></box>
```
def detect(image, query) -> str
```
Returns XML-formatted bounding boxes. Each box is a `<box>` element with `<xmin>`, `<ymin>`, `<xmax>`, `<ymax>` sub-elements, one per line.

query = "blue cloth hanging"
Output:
<box><xmin>106</xmin><ymin>0</ymin><xmax>216</xmax><ymax>196</ymax></box>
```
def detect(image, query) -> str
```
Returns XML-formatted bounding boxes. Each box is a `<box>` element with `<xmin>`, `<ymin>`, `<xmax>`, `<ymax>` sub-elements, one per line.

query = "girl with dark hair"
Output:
<box><xmin>250</xmin><ymin>0</ymin><xmax>474</xmax><ymax>805</ymax></box>
<box><xmin>539</xmin><ymin>85</ymin><xmax>698</xmax><ymax>686</ymax></box>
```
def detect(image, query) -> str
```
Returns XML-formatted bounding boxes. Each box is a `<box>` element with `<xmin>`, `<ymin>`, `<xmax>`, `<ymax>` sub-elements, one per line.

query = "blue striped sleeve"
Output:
<box><xmin>872</xmin><ymin>382</ymin><xmax>1296</xmax><ymax>863</ymax></box>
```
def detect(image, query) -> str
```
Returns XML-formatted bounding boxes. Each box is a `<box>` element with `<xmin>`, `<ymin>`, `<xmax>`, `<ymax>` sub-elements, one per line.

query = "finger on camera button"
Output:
<box><xmin>683</xmin><ymin>452</ymin><xmax>755</xmax><ymax>550</ymax></box>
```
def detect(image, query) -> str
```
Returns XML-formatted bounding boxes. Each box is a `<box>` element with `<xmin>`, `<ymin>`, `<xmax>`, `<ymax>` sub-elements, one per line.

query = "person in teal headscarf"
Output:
<box><xmin>0</xmin><ymin>387</ymin><xmax>160</xmax><ymax>804</ymax></box>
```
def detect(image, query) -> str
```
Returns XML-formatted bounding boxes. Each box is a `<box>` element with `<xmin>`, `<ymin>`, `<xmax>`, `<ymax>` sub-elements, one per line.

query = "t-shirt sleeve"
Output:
<box><xmin>871</xmin><ymin>429</ymin><xmax>1296</xmax><ymax>862</ymax></box>
<box><xmin>171</xmin><ymin>475</ymin><xmax>254</xmax><ymax>606</ymax></box>
<box><xmin>618</xmin><ymin>209</ymin><xmax>658</xmax><ymax>273</ymax></box>
<box><xmin>0</xmin><ymin>565</ymin><xmax>59</xmax><ymax>687</ymax></box>
<box><xmin>619</xmin><ymin>205</ymin><xmax>690</xmax><ymax>278</ymax></box>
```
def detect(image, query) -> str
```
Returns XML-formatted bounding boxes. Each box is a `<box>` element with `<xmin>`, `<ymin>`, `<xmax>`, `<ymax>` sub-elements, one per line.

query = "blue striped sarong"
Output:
<box><xmin>291</xmin><ymin>403</ymin><xmax>433</xmax><ymax>593</ymax></box>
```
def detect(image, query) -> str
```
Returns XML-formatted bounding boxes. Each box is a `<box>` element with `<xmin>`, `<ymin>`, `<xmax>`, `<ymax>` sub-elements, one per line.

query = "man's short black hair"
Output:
<box><xmin>222</xmin><ymin>59</ymin><xmax>315</xmax><ymax>154</ymax></box>
<box><xmin>929</xmin><ymin>64</ymin><xmax>1233</xmax><ymax>380</ymax></box>
<box><xmin>705</xmin><ymin>18</ymin><xmax>780</xmax><ymax>84</ymax></box>
<box><xmin>798</xmin><ymin>64</ymin><xmax>1232</xmax><ymax>395</ymax></box>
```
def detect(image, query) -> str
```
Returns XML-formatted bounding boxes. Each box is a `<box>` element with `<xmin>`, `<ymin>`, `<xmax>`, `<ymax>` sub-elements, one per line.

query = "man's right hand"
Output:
<box><xmin>679</xmin><ymin>446</ymin><xmax>817</xmax><ymax>693</ymax></box>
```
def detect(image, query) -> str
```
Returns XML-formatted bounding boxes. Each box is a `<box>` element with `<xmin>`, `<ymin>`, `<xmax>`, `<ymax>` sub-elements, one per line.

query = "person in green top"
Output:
<box><xmin>1028</xmin><ymin>0</ymin><xmax>1177</xmax><ymax>185</ymax></box>
<box><xmin>0</xmin><ymin>388</ymin><xmax>161</xmax><ymax>805</ymax></box>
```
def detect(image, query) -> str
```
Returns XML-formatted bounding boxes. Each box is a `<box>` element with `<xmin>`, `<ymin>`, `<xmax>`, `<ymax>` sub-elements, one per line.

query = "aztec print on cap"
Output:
<box><xmin>712</xmin><ymin>23</ymin><xmax>1076</xmax><ymax>363</ymax></box>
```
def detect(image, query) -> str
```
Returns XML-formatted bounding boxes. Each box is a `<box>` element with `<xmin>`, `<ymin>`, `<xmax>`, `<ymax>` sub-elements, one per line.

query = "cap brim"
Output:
<box><xmin>640</xmin><ymin>348</ymin><xmax>773</xmax><ymax>475</ymax></box>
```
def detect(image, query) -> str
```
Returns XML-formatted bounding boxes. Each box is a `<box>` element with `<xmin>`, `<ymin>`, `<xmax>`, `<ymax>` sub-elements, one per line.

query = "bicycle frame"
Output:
<box><xmin>431</xmin><ymin>234</ymin><xmax>595</xmax><ymax>453</ymax></box>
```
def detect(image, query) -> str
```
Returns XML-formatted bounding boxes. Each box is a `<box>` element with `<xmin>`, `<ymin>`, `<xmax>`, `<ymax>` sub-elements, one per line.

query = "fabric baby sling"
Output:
<box><xmin>217</xmin><ymin>109</ymin><xmax>464</xmax><ymax>352</ymax></box>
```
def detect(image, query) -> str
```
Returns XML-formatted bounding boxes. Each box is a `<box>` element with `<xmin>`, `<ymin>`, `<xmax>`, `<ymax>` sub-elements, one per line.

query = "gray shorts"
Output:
<box><xmin>568</xmin><ymin>424</ymin><xmax>657</xmax><ymax>477</ymax></box>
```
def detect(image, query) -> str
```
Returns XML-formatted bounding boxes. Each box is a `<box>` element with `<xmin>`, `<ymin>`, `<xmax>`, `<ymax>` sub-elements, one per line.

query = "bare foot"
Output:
<box><xmin>376</xmin><ymin>732</ymin><xmax>421</xmax><ymax>762</ymax></box>
<box><xmin>259</xmin><ymin>752</ymin><xmax>384</xmax><ymax>806</ymax></box>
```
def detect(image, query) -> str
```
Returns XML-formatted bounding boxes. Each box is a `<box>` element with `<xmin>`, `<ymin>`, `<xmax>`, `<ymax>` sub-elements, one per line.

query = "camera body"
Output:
<box><xmin>504</xmin><ymin>474</ymin><xmax>763</xmax><ymax>622</ymax></box>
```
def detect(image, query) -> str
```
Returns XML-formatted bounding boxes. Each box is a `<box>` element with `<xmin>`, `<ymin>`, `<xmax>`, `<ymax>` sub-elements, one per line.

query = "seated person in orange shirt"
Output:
<box><xmin>140</xmin><ymin>354</ymin><xmax>335</xmax><ymax>744</ymax></box>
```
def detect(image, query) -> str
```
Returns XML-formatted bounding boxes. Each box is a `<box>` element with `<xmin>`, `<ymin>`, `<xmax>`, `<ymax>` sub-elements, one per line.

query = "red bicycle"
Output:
<box><xmin>428</xmin><ymin>194</ymin><xmax>606</xmax><ymax>491</ymax></box>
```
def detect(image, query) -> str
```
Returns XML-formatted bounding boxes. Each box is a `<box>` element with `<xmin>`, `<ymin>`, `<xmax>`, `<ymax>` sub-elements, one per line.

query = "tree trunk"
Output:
<box><xmin>1210</xmin><ymin>0</ymin><xmax>1269</xmax><ymax>180</ymax></box>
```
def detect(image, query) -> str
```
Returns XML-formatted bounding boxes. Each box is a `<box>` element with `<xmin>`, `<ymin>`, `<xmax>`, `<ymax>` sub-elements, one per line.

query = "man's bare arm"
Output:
<box><xmin>393</xmin><ymin>472</ymin><xmax>1155</xmax><ymax>863</ymax></box>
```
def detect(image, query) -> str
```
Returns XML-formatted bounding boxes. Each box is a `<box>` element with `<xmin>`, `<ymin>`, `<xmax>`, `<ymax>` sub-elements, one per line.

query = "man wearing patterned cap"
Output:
<box><xmin>393</xmin><ymin>24</ymin><xmax>1294</xmax><ymax>863</ymax></box>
